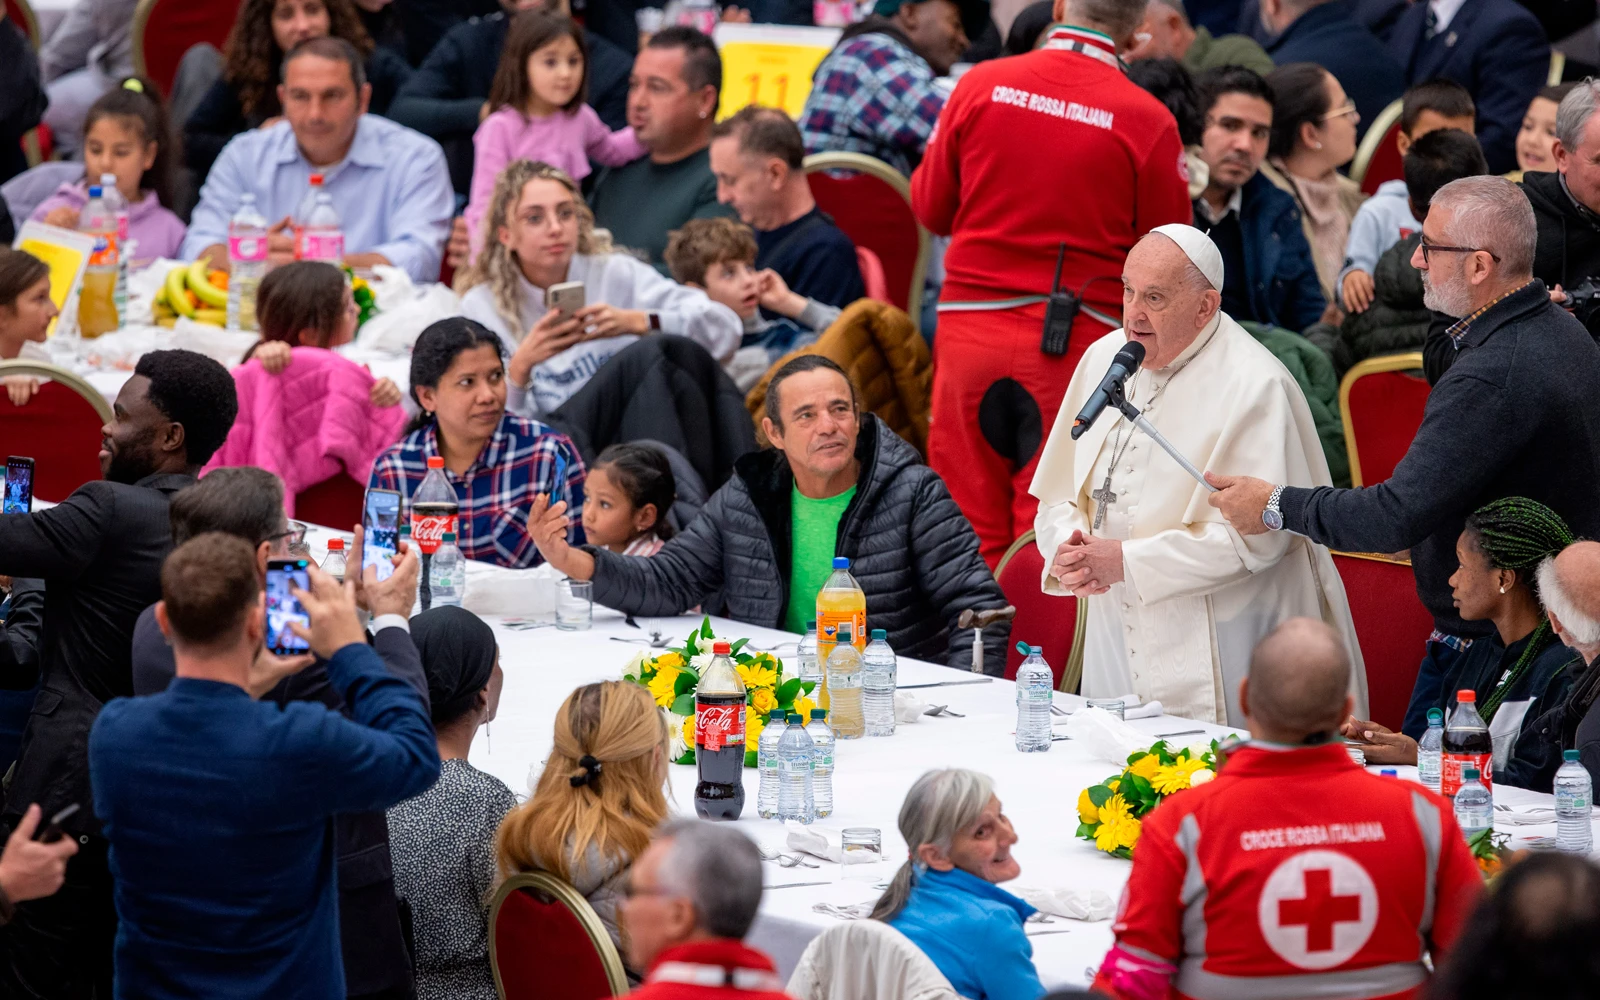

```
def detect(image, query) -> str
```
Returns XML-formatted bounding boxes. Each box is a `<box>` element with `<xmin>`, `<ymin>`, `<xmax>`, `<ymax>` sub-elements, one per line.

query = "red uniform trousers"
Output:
<box><xmin>929</xmin><ymin>302</ymin><xmax>1110</xmax><ymax>567</ymax></box>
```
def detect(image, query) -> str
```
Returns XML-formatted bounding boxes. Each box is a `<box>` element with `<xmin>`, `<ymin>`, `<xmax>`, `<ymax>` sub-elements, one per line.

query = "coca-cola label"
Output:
<box><xmin>297</xmin><ymin>231</ymin><xmax>344</xmax><ymax>262</ymax></box>
<box><xmin>410</xmin><ymin>512</ymin><xmax>456</xmax><ymax>554</ymax></box>
<box><xmin>696</xmin><ymin>702</ymin><xmax>745</xmax><ymax>752</ymax></box>
<box><xmin>1441</xmin><ymin>752</ymin><xmax>1492</xmax><ymax>799</ymax></box>
<box><xmin>229</xmin><ymin>235</ymin><xmax>268</xmax><ymax>263</ymax></box>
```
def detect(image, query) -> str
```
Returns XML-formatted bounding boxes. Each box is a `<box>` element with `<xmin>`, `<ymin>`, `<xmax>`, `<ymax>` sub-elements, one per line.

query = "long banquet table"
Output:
<box><xmin>291</xmin><ymin>525</ymin><xmax>1587</xmax><ymax>990</ymax></box>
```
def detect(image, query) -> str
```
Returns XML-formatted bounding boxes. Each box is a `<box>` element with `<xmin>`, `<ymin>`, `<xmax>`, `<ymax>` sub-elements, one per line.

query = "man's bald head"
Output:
<box><xmin>1242</xmin><ymin>618</ymin><xmax>1352</xmax><ymax>742</ymax></box>
<box><xmin>1539</xmin><ymin>541</ymin><xmax>1600</xmax><ymax>655</ymax></box>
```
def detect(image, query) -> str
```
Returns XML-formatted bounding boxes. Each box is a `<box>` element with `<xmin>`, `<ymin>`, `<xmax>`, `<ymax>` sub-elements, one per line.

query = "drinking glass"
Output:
<box><xmin>841</xmin><ymin>827</ymin><xmax>883</xmax><ymax>881</ymax></box>
<box><xmin>1087</xmin><ymin>698</ymin><xmax>1126</xmax><ymax>720</ymax></box>
<box><xmin>555</xmin><ymin>578</ymin><xmax>593</xmax><ymax>631</ymax></box>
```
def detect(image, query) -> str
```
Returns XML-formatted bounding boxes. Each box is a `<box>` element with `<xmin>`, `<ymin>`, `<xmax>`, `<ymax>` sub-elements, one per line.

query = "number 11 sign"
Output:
<box><xmin>712</xmin><ymin>23</ymin><xmax>842</xmax><ymax>121</ymax></box>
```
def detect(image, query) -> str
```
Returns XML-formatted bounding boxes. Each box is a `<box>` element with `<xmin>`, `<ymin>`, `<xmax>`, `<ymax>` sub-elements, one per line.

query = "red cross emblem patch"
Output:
<box><xmin>1256</xmin><ymin>850</ymin><xmax>1378</xmax><ymax>970</ymax></box>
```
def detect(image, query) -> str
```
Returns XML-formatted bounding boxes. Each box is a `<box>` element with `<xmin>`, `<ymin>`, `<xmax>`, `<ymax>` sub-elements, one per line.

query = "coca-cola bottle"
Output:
<box><xmin>410</xmin><ymin>456</ymin><xmax>459</xmax><ymax>611</ymax></box>
<box><xmin>695</xmin><ymin>640</ymin><xmax>747</xmax><ymax>820</ymax></box>
<box><xmin>1441</xmin><ymin>689</ymin><xmax>1493</xmax><ymax>799</ymax></box>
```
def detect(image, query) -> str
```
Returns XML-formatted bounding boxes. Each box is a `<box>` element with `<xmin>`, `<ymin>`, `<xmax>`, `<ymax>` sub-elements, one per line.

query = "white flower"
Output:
<box><xmin>622</xmin><ymin>650</ymin><xmax>649</xmax><ymax>681</ymax></box>
<box><xmin>689</xmin><ymin>652</ymin><xmax>715</xmax><ymax>676</ymax></box>
<box><xmin>1188</xmin><ymin>768</ymin><xmax>1215</xmax><ymax>787</ymax></box>
<box><xmin>667</xmin><ymin>709</ymin><xmax>689</xmax><ymax>760</ymax></box>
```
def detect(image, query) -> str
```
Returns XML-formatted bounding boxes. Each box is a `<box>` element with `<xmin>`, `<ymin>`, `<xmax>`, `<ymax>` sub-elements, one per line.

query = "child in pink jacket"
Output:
<box><xmin>464</xmin><ymin>11</ymin><xmax>645</xmax><ymax>256</ymax></box>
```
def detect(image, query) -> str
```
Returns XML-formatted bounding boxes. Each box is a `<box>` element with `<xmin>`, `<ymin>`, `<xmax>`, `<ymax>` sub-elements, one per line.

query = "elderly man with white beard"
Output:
<box><xmin>1031</xmin><ymin>223</ymin><xmax>1365</xmax><ymax>726</ymax></box>
<box><xmin>1210</xmin><ymin>176</ymin><xmax>1600</xmax><ymax>739</ymax></box>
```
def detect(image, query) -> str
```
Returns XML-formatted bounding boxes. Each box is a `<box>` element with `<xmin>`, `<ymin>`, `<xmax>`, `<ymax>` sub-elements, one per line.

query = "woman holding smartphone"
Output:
<box><xmin>457</xmin><ymin>160</ymin><xmax>740</xmax><ymax>417</ymax></box>
<box><xmin>367</xmin><ymin>318</ymin><xmax>587</xmax><ymax>570</ymax></box>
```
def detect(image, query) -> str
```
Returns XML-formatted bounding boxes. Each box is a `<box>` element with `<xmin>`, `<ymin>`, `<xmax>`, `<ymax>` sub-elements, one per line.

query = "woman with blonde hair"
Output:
<box><xmin>458</xmin><ymin>159</ymin><xmax>740</xmax><ymax>417</ymax></box>
<box><xmin>871</xmin><ymin>768</ymin><xmax>1044</xmax><ymax>1000</ymax></box>
<box><xmin>496</xmin><ymin>680</ymin><xmax>670</xmax><ymax>951</ymax></box>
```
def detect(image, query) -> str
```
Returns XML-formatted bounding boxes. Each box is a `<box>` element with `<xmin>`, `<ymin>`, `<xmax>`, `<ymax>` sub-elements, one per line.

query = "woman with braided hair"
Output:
<box><xmin>1344</xmin><ymin>496</ymin><xmax>1581</xmax><ymax>772</ymax></box>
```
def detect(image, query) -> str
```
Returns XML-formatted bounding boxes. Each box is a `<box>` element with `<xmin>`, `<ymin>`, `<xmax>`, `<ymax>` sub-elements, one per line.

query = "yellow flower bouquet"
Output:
<box><xmin>1076</xmin><ymin>740</ymin><xmax>1219</xmax><ymax>859</ymax></box>
<box><xmin>622</xmin><ymin>617</ymin><xmax>816</xmax><ymax>768</ymax></box>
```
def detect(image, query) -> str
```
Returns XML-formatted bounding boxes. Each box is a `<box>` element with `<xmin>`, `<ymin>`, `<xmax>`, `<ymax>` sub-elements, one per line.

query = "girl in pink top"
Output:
<box><xmin>465</xmin><ymin>12</ymin><xmax>646</xmax><ymax>257</ymax></box>
<box><xmin>30</xmin><ymin>78</ymin><xmax>187</xmax><ymax>264</ymax></box>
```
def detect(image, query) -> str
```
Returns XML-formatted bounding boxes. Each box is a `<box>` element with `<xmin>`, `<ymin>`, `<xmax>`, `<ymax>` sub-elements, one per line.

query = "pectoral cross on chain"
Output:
<box><xmin>1091</xmin><ymin>474</ymin><xmax>1117</xmax><ymax>530</ymax></box>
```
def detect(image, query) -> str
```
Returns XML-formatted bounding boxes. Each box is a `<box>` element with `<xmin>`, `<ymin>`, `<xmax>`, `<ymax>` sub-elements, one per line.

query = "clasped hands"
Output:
<box><xmin>1050</xmin><ymin>530</ymin><xmax>1124</xmax><ymax>596</ymax></box>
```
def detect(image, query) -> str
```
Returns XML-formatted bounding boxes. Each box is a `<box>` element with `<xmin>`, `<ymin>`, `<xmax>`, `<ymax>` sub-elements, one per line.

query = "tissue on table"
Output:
<box><xmin>354</xmin><ymin>281</ymin><xmax>462</xmax><ymax>353</ymax></box>
<box><xmin>461</xmin><ymin>561</ymin><xmax>560</xmax><ymax>618</ymax></box>
<box><xmin>172</xmin><ymin>319</ymin><xmax>259</xmax><ymax>368</ymax></box>
<box><xmin>894</xmin><ymin>691</ymin><xmax>928</xmax><ymax>723</ymax></box>
<box><xmin>1067</xmin><ymin>706</ymin><xmax>1164</xmax><ymax>764</ymax></box>
<box><xmin>1015</xmin><ymin>885</ymin><xmax>1116</xmax><ymax>922</ymax></box>
<box><xmin>787</xmin><ymin>825</ymin><xmax>844</xmax><ymax>863</ymax></box>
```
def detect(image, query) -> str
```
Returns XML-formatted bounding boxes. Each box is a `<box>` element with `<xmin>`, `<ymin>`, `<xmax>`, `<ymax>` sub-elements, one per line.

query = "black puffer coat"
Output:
<box><xmin>589</xmin><ymin>414</ymin><xmax>1010</xmax><ymax>668</ymax></box>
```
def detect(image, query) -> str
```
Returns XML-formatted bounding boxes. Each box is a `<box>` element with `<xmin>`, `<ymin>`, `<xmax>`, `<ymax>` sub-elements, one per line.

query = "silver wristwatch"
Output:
<box><xmin>1262</xmin><ymin>485</ymin><xmax>1286</xmax><ymax>531</ymax></box>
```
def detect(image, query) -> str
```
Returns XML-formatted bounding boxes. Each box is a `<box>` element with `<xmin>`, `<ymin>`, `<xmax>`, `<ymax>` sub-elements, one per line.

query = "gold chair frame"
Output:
<box><xmin>801</xmin><ymin>151</ymin><xmax>931</xmax><ymax>332</ymax></box>
<box><xmin>1349</xmin><ymin>98</ymin><xmax>1405</xmax><ymax>189</ymax></box>
<box><xmin>0</xmin><ymin>359</ymin><xmax>115</xmax><ymax>424</ymax></box>
<box><xmin>1337</xmin><ymin>351</ymin><xmax>1425</xmax><ymax>488</ymax></box>
<box><xmin>488</xmin><ymin>871</ymin><xmax>628</xmax><ymax>1000</ymax></box>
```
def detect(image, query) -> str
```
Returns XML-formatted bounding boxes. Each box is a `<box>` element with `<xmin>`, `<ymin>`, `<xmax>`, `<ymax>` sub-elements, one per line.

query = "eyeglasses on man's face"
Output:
<box><xmin>1418</xmin><ymin>238</ymin><xmax>1501</xmax><ymax>265</ymax></box>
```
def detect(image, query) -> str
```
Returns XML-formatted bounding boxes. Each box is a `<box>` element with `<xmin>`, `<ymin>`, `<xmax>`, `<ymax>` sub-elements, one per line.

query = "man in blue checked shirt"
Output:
<box><xmin>798</xmin><ymin>0</ymin><xmax>985</xmax><ymax>175</ymax></box>
<box><xmin>182</xmin><ymin>37</ymin><xmax>454</xmax><ymax>284</ymax></box>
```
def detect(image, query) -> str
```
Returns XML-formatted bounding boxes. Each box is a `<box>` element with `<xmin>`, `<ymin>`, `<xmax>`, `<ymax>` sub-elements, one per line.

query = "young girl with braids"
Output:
<box><xmin>1345</xmin><ymin>496</ymin><xmax>1582</xmax><ymax>774</ymax></box>
<box><xmin>494</xmin><ymin>681</ymin><xmax>668</xmax><ymax>962</ymax></box>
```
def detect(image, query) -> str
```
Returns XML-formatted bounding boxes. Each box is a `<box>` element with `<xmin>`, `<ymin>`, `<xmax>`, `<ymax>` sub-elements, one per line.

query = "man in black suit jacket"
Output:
<box><xmin>1257</xmin><ymin>0</ymin><xmax>1405</xmax><ymax>140</ymax></box>
<box><xmin>1383</xmin><ymin>0</ymin><xmax>1549</xmax><ymax>174</ymax></box>
<box><xmin>0</xmin><ymin>349</ymin><xmax>238</xmax><ymax>999</ymax></box>
<box><xmin>127</xmin><ymin>467</ymin><xmax>431</xmax><ymax>1000</ymax></box>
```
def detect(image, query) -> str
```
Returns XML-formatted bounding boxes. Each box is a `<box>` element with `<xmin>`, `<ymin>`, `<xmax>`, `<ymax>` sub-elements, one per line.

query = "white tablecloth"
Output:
<box><xmin>275</xmin><ymin>523</ymin><xmax>1592</xmax><ymax>990</ymax></box>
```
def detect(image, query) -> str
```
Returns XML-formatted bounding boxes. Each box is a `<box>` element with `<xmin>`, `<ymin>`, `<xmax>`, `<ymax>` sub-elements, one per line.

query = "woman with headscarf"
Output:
<box><xmin>386</xmin><ymin>606</ymin><xmax>511</xmax><ymax>1000</ymax></box>
<box><xmin>1345</xmin><ymin>497</ymin><xmax>1581</xmax><ymax>782</ymax></box>
<box><xmin>495</xmin><ymin>680</ymin><xmax>668</xmax><ymax>962</ymax></box>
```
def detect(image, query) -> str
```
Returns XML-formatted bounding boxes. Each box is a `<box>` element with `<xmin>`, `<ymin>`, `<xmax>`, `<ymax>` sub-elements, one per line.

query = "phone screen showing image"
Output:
<box><xmin>265</xmin><ymin>560</ymin><xmax>311</xmax><ymax>655</ymax></box>
<box><xmin>363</xmin><ymin>489</ymin><xmax>402</xmax><ymax>582</ymax></box>
<box><xmin>3</xmin><ymin>456</ymin><xmax>34</xmax><ymax>514</ymax></box>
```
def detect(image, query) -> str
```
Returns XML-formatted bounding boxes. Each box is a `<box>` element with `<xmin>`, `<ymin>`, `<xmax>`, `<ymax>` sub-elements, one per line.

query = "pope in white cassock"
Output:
<box><xmin>1029</xmin><ymin>224</ymin><xmax>1366</xmax><ymax>725</ymax></box>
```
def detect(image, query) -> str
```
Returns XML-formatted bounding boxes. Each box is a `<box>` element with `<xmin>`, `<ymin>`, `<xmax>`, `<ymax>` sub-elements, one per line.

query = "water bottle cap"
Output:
<box><xmin>310</xmin><ymin>173</ymin><xmax>324</xmax><ymax>186</ymax></box>
<box><xmin>810</xmin><ymin>708</ymin><xmax>827</xmax><ymax>719</ymax></box>
<box><xmin>712</xmin><ymin>640</ymin><xmax>731</xmax><ymax>654</ymax></box>
<box><xmin>1380</xmin><ymin>769</ymin><xmax>1396</xmax><ymax>776</ymax></box>
<box><xmin>787</xmin><ymin>714</ymin><xmax>804</xmax><ymax>724</ymax></box>
<box><xmin>88</xmin><ymin>185</ymin><xmax>102</xmax><ymax>197</ymax></box>
<box><xmin>836</xmin><ymin>622</ymin><xmax>852</xmax><ymax>640</ymax></box>
<box><xmin>1462</xmin><ymin>767</ymin><xmax>1479</xmax><ymax>780</ymax></box>
<box><xmin>441</xmin><ymin>531</ymin><xmax>456</xmax><ymax>542</ymax></box>
<box><xmin>1427</xmin><ymin>708</ymin><xmax>1443</xmax><ymax>724</ymax></box>
<box><xmin>806</xmin><ymin>620</ymin><xmax>817</xmax><ymax>630</ymax></box>
<box><xmin>1566</xmin><ymin>749</ymin><xmax>1581</xmax><ymax>761</ymax></box>
<box><xmin>832</xmin><ymin>556</ymin><xmax>850</xmax><ymax>569</ymax></box>
<box><xmin>427</xmin><ymin>456</ymin><xmax>445</xmax><ymax>469</ymax></box>
<box><xmin>871</xmin><ymin>628</ymin><xmax>886</xmax><ymax>640</ymax></box>
<box><xmin>326</xmin><ymin>538</ymin><xmax>344</xmax><ymax>550</ymax></box>
<box><xmin>1456</xmin><ymin>690</ymin><xmax>1476</xmax><ymax>702</ymax></box>
<box><xmin>1030</xmin><ymin>645</ymin><xmax>1043</xmax><ymax>654</ymax></box>
<box><xmin>769</xmin><ymin>710</ymin><xmax>786</xmax><ymax>723</ymax></box>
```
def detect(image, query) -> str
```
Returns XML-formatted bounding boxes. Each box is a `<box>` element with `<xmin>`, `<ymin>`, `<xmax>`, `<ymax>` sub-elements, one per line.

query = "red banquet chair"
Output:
<box><xmin>803</xmin><ymin>151</ymin><xmax>930</xmax><ymax>331</ymax></box>
<box><xmin>0</xmin><ymin>361</ymin><xmax>114</xmax><ymax>504</ymax></box>
<box><xmin>294</xmin><ymin>473</ymin><xmax>366</xmax><ymax>533</ymax></box>
<box><xmin>1333</xmin><ymin>551</ymin><xmax>1432</xmax><ymax>731</ymax></box>
<box><xmin>1340</xmin><ymin>351</ymin><xmax>1429</xmax><ymax>487</ymax></box>
<box><xmin>490</xmin><ymin>872</ymin><xmax>627</xmax><ymax>1000</ymax></box>
<box><xmin>3</xmin><ymin>0</ymin><xmax>39</xmax><ymax>46</ymax></box>
<box><xmin>131</xmin><ymin>0</ymin><xmax>242</xmax><ymax>98</ymax></box>
<box><xmin>1350</xmin><ymin>98</ymin><xmax>1405</xmax><ymax>197</ymax></box>
<box><xmin>995</xmin><ymin>530</ymin><xmax>1086</xmax><ymax>691</ymax></box>
<box><xmin>857</xmin><ymin>245</ymin><xmax>890</xmax><ymax>304</ymax></box>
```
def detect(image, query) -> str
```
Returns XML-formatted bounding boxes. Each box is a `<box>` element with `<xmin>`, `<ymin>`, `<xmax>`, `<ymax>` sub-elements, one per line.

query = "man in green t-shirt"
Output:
<box><xmin>525</xmin><ymin>356</ymin><xmax>1010</xmax><ymax>668</ymax></box>
<box><xmin>589</xmin><ymin>26</ymin><xmax>737</xmax><ymax>273</ymax></box>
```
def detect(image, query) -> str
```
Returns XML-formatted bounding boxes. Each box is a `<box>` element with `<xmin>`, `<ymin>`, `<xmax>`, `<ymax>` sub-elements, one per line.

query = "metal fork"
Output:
<box><xmin>757</xmin><ymin>846</ymin><xmax>819</xmax><ymax>868</ymax></box>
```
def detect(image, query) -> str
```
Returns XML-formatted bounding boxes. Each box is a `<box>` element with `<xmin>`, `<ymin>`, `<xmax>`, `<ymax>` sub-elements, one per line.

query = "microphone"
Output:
<box><xmin>1070</xmin><ymin>340</ymin><xmax>1146</xmax><ymax>439</ymax></box>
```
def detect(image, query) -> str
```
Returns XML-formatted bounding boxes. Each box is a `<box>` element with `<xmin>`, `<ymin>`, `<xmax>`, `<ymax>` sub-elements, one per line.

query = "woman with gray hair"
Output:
<box><xmin>870</xmin><ymin>769</ymin><xmax>1044</xmax><ymax>1000</ymax></box>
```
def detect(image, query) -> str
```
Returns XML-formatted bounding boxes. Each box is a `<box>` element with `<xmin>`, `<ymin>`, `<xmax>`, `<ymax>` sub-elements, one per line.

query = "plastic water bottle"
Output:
<box><xmin>1453</xmin><ymin>766</ymin><xmax>1492</xmax><ymax>843</ymax></box>
<box><xmin>1417</xmin><ymin>708</ymin><xmax>1444</xmax><ymax>794</ymax></box>
<box><xmin>777</xmin><ymin>713</ymin><xmax>814</xmax><ymax>823</ymax></box>
<box><xmin>756</xmin><ymin>710</ymin><xmax>785</xmax><ymax>819</ymax></box>
<box><xmin>227</xmin><ymin>193</ymin><xmax>269</xmax><ymax>331</ymax></box>
<box><xmin>797</xmin><ymin>621</ymin><xmax>822</xmax><ymax>688</ymax></box>
<box><xmin>806</xmin><ymin>708</ymin><xmax>833</xmax><ymax>818</ymax></box>
<box><xmin>1556</xmin><ymin>749</ymin><xmax>1593</xmax><ymax>853</ymax></box>
<box><xmin>298</xmin><ymin>190</ymin><xmax>344</xmax><ymax>264</ymax></box>
<box><xmin>428</xmin><ymin>531</ymin><xmax>462</xmax><ymax>607</ymax></box>
<box><xmin>321</xmin><ymin>537</ymin><xmax>348</xmax><ymax>584</ymax></box>
<box><xmin>100</xmin><ymin>174</ymin><xmax>130</xmax><ymax>320</ymax></box>
<box><xmin>1015</xmin><ymin>644</ymin><xmax>1054</xmax><ymax>752</ymax></box>
<box><xmin>825</xmin><ymin>622</ymin><xmax>864</xmax><ymax>739</ymax></box>
<box><xmin>862</xmin><ymin>628</ymin><xmax>897</xmax><ymax>737</ymax></box>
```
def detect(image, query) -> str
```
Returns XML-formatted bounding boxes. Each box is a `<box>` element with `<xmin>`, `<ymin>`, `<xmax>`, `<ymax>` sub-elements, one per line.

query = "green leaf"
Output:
<box><xmin>1075</xmin><ymin>822</ymin><xmax>1094</xmax><ymax>839</ymax></box>
<box><xmin>744</xmin><ymin>749</ymin><xmax>758</xmax><ymax>768</ymax></box>
<box><xmin>671</xmin><ymin>693</ymin><xmax>696</xmax><ymax>716</ymax></box>
<box><xmin>801</xmin><ymin>680</ymin><xmax>816</xmax><ymax>695</ymax></box>
<box><xmin>1113</xmin><ymin>846</ymin><xmax>1133</xmax><ymax>861</ymax></box>
<box><xmin>776</xmin><ymin>677</ymin><xmax>802</xmax><ymax>703</ymax></box>
<box><xmin>730</xmin><ymin>637</ymin><xmax>751</xmax><ymax>654</ymax></box>
<box><xmin>1125</xmin><ymin>750</ymin><xmax>1146</xmax><ymax>766</ymax></box>
<box><xmin>674</xmin><ymin>750</ymin><xmax>695</xmax><ymax>766</ymax></box>
<box><xmin>1088</xmin><ymin>785</ymin><xmax>1113</xmax><ymax>808</ymax></box>
<box><xmin>1125</xmin><ymin>773</ymin><xmax>1156</xmax><ymax>804</ymax></box>
<box><xmin>700</xmin><ymin>616</ymin><xmax>714</xmax><ymax>639</ymax></box>
<box><xmin>674</xmin><ymin>671</ymin><xmax>697</xmax><ymax>696</ymax></box>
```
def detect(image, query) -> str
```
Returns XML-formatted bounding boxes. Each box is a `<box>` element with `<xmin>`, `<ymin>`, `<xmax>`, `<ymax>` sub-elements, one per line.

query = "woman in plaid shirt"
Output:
<box><xmin>369</xmin><ymin>318</ymin><xmax>586</xmax><ymax>568</ymax></box>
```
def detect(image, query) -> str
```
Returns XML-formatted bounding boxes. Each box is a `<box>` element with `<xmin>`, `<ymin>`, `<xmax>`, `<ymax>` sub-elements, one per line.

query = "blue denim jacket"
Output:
<box><xmin>890</xmin><ymin>866</ymin><xmax>1045</xmax><ymax>1000</ymax></box>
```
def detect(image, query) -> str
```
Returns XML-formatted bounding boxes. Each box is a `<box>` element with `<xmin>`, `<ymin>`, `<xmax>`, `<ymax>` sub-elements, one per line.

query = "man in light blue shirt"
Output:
<box><xmin>182</xmin><ymin>36</ymin><xmax>454</xmax><ymax>284</ymax></box>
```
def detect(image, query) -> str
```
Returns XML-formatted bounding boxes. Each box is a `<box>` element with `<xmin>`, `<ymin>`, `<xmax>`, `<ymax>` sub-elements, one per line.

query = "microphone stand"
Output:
<box><xmin>1108</xmin><ymin>388</ymin><xmax>1217</xmax><ymax>493</ymax></box>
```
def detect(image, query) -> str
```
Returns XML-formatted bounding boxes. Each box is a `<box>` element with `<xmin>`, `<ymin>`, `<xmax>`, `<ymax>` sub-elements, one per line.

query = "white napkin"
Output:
<box><xmin>894</xmin><ymin>691</ymin><xmax>928</xmax><ymax>724</ymax></box>
<box><xmin>1015</xmin><ymin>885</ymin><xmax>1117</xmax><ymax>922</ymax></box>
<box><xmin>461</xmin><ymin>562</ymin><xmax>560</xmax><ymax>618</ymax></box>
<box><xmin>786</xmin><ymin>824</ymin><xmax>844</xmax><ymax>863</ymax></box>
<box><xmin>1065</xmin><ymin>706</ymin><xmax>1157</xmax><ymax>764</ymax></box>
<box><xmin>352</xmin><ymin>280</ymin><xmax>462</xmax><ymax>353</ymax></box>
<box><xmin>812</xmin><ymin>902</ymin><xmax>874</xmax><ymax>920</ymax></box>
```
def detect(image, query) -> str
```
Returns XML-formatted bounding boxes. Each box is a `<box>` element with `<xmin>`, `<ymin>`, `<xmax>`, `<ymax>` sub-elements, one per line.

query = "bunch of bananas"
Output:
<box><xmin>153</xmin><ymin>259</ymin><xmax>229</xmax><ymax>327</ymax></box>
